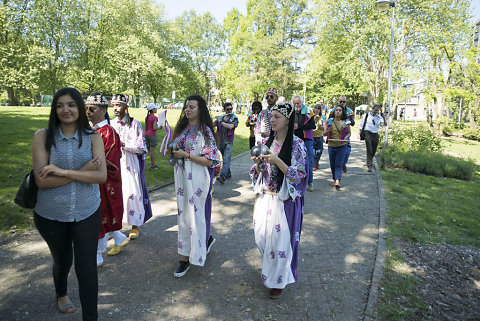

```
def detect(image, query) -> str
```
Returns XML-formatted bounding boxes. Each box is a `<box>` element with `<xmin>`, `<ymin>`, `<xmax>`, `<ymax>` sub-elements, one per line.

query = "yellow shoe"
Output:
<box><xmin>128</xmin><ymin>228</ymin><xmax>140</xmax><ymax>240</ymax></box>
<box><xmin>107</xmin><ymin>238</ymin><xmax>129</xmax><ymax>256</ymax></box>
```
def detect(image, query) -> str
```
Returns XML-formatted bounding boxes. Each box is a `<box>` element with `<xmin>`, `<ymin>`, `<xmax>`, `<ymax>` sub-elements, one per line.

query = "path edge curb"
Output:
<box><xmin>364</xmin><ymin>157</ymin><xmax>387</xmax><ymax>321</ymax></box>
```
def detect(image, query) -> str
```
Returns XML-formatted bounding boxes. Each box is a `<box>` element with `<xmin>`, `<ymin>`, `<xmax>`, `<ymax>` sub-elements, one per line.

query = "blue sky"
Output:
<box><xmin>157</xmin><ymin>0</ymin><xmax>246</xmax><ymax>22</ymax></box>
<box><xmin>472</xmin><ymin>0</ymin><xmax>480</xmax><ymax>22</ymax></box>
<box><xmin>157</xmin><ymin>0</ymin><xmax>480</xmax><ymax>25</ymax></box>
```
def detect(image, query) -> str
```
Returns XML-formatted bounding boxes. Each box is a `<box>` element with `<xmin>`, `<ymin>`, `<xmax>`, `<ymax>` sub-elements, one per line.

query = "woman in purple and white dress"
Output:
<box><xmin>168</xmin><ymin>95</ymin><xmax>220</xmax><ymax>278</ymax></box>
<box><xmin>250</xmin><ymin>102</ymin><xmax>308</xmax><ymax>299</ymax></box>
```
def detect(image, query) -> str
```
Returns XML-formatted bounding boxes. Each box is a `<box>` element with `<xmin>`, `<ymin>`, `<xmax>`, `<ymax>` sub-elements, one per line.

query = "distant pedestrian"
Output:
<box><xmin>246</xmin><ymin>101</ymin><xmax>262</xmax><ymax>149</ymax></box>
<box><xmin>145</xmin><ymin>103</ymin><xmax>162</xmax><ymax>170</ymax></box>
<box><xmin>169</xmin><ymin>94</ymin><xmax>220</xmax><ymax>277</ymax></box>
<box><xmin>312</xmin><ymin>104</ymin><xmax>326</xmax><ymax>170</ymax></box>
<box><xmin>318</xmin><ymin>99</ymin><xmax>328</xmax><ymax>115</ymax></box>
<box><xmin>359</xmin><ymin>104</ymin><xmax>386</xmax><ymax>172</ymax></box>
<box><xmin>324</xmin><ymin>105</ymin><xmax>351</xmax><ymax>190</ymax></box>
<box><xmin>214</xmin><ymin>101</ymin><xmax>238</xmax><ymax>183</ymax></box>
<box><xmin>110</xmin><ymin>94</ymin><xmax>153</xmax><ymax>240</ymax></box>
<box><xmin>32</xmin><ymin>87</ymin><xmax>107</xmax><ymax>320</ymax></box>
<box><xmin>86</xmin><ymin>93</ymin><xmax>127</xmax><ymax>267</ymax></box>
<box><xmin>250</xmin><ymin>102</ymin><xmax>307</xmax><ymax>299</ymax></box>
<box><xmin>328</xmin><ymin>96</ymin><xmax>354</xmax><ymax>173</ymax></box>
<box><xmin>413</xmin><ymin>108</ymin><xmax>417</xmax><ymax>123</ymax></box>
<box><xmin>254</xmin><ymin>87</ymin><xmax>278</xmax><ymax>144</ymax></box>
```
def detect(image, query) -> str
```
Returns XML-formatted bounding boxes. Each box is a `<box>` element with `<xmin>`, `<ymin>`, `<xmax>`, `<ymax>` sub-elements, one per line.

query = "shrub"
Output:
<box><xmin>442</xmin><ymin>124</ymin><xmax>455</xmax><ymax>137</ymax></box>
<box><xmin>453</xmin><ymin>122</ymin><xmax>466</xmax><ymax>130</ymax></box>
<box><xmin>383</xmin><ymin>124</ymin><xmax>443</xmax><ymax>152</ymax></box>
<box><xmin>463</xmin><ymin>128</ymin><xmax>480</xmax><ymax>141</ymax></box>
<box><xmin>378</xmin><ymin>144</ymin><xmax>477</xmax><ymax>180</ymax></box>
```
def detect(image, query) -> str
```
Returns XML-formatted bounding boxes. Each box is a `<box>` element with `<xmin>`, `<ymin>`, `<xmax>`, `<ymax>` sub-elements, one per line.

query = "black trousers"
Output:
<box><xmin>249</xmin><ymin>136</ymin><xmax>255</xmax><ymax>149</ymax></box>
<box><xmin>365</xmin><ymin>131</ymin><xmax>379</xmax><ymax>167</ymax></box>
<box><xmin>34</xmin><ymin>208</ymin><xmax>101</xmax><ymax>321</ymax></box>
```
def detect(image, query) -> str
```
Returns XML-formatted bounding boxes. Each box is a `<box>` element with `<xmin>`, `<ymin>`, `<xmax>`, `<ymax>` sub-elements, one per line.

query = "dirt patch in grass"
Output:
<box><xmin>394</xmin><ymin>239</ymin><xmax>480</xmax><ymax>320</ymax></box>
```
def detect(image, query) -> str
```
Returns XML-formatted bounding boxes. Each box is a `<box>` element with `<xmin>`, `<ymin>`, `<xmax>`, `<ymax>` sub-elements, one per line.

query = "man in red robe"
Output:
<box><xmin>86</xmin><ymin>93</ymin><xmax>128</xmax><ymax>267</ymax></box>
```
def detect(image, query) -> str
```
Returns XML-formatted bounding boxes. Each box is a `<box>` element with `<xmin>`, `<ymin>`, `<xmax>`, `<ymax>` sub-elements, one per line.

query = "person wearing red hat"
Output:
<box><xmin>86</xmin><ymin>93</ymin><xmax>126</xmax><ymax>268</ymax></box>
<box><xmin>254</xmin><ymin>87</ymin><xmax>278</xmax><ymax>144</ymax></box>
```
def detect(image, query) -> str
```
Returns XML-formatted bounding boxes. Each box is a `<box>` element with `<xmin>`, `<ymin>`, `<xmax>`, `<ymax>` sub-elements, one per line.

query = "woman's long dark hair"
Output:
<box><xmin>330</xmin><ymin>104</ymin><xmax>348</xmax><ymax>120</ymax></box>
<box><xmin>173</xmin><ymin>95</ymin><xmax>218</xmax><ymax>145</ymax></box>
<box><xmin>145</xmin><ymin>109</ymin><xmax>155</xmax><ymax>128</ymax></box>
<box><xmin>265</xmin><ymin>104</ymin><xmax>296</xmax><ymax>192</ymax></box>
<box><xmin>45</xmin><ymin>87</ymin><xmax>92</xmax><ymax>153</ymax></box>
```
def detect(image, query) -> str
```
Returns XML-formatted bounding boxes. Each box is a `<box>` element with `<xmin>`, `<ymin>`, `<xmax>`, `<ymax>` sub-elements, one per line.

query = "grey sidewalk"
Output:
<box><xmin>0</xmin><ymin>141</ymin><xmax>381</xmax><ymax>321</ymax></box>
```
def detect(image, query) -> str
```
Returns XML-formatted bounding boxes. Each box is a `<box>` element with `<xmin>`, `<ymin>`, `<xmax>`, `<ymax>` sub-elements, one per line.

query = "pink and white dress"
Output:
<box><xmin>173</xmin><ymin>125</ymin><xmax>220</xmax><ymax>266</ymax></box>
<box><xmin>250</xmin><ymin>135</ymin><xmax>307</xmax><ymax>289</ymax></box>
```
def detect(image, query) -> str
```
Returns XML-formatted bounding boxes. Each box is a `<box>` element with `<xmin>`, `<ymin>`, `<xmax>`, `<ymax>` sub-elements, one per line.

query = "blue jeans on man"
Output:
<box><xmin>303</xmin><ymin>139</ymin><xmax>314</xmax><ymax>185</ymax></box>
<box><xmin>343</xmin><ymin>142</ymin><xmax>351</xmax><ymax>168</ymax></box>
<box><xmin>219</xmin><ymin>141</ymin><xmax>232</xmax><ymax>180</ymax></box>
<box><xmin>313</xmin><ymin>136</ymin><xmax>324</xmax><ymax>168</ymax></box>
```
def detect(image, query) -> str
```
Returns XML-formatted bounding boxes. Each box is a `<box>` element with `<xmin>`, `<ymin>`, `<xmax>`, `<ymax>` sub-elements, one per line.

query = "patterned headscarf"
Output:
<box><xmin>271</xmin><ymin>102</ymin><xmax>294</xmax><ymax>119</ymax></box>
<box><xmin>86</xmin><ymin>93</ymin><xmax>108</xmax><ymax>107</ymax></box>
<box><xmin>266</xmin><ymin>87</ymin><xmax>278</xmax><ymax>97</ymax></box>
<box><xmin>111</xmin><ymin>94</ymin><xmax>128</xmax><ymax>106</ymax></box>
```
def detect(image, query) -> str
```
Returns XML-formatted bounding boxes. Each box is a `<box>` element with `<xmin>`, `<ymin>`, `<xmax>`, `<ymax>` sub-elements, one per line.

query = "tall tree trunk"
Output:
<box><xmin>393</xmin><ymin>85</ymin><xmax>400</xmax><ymax>120</ymax></box>
<box><xmin>437</xmin><ymin>94</ymin><xmax>444</xmax><ymax>129</ymax></box>
<box><xmin>471</xmin><ymin>98</ymin><xmax>479</xmax><ymax>129</ymax></box>
<box><xmin>445</xmin><ymin>98</ymin><xmax>450</xmax><ymax>126</ymax></box>
<box><xmin>468</xmin><ymin>101</ymin><xmax>474</xmax><ymax>128</ymax></box>
<box><xmin>428</xmin><ymin>101</ymin><xmax>434</xmax><ymax>127</ymax></box>
<box><xmin>7</xmin><ymin>87</ymin><xmax>18</xmax><ymax>106</ymax></box>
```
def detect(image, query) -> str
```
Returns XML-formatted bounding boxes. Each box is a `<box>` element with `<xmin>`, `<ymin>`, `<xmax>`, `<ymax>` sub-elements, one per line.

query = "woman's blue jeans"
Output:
<box><xmin>328</xmin><ymin>145</ymin><xmax>348</xmax><ymax>181</ymax></box>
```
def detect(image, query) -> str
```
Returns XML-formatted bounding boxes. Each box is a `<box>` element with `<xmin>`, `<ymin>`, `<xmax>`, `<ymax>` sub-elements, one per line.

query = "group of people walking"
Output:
<box><xmin>30</xmin><ymin>86</ymin><xmax>385</xmax><ymax>320</ymax></box>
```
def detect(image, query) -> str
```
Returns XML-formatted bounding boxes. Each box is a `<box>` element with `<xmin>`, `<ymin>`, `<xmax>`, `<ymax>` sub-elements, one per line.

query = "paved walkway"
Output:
<box><xmin>0</xmin><ymin>141</ymin><xmax>382</xmax><ymax>321</ymax></box>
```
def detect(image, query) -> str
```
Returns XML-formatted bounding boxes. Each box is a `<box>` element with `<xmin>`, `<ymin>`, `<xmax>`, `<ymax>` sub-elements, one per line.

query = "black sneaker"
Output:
<box><xmin>174</xmin><ymin>261</ymin><xmax>190</xmax><ymax>278</ymax></box>
<box><xmin>207</xmin><ymin>235</ymin><xmax>216</xmax><ymax>254</ymax></box>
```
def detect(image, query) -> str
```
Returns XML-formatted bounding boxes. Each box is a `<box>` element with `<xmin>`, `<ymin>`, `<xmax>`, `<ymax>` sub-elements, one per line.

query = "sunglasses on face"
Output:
<box><xmin>266</xmin><ymin>95</ymin><xmax>276</xmax><ymax>99</ymax></box>
<box><xmin>339</xmin><ymin>100</ymin><xmax>346</xmax><ymax>103</ymax></box>
<box><xmin>225</xmin><ymin>108</ymin><xmax>233</xmax><ymax>111</ymax></box>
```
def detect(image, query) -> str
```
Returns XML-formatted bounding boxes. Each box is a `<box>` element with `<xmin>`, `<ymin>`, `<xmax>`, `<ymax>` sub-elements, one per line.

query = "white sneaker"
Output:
<box><xmin>96</xmin><ymin>254</ymin><xmax>104</xmax><ymax>267</ymax></box>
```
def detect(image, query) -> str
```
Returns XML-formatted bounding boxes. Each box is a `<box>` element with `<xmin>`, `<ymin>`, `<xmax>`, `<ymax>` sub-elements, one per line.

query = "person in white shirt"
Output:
<box><xmin>110</xmin><ymin>94</ymin><xmax>153</xmax><ymax>240</ymax></box>
<box><xmin>359</xmin><ymin>104</ymin><xmax>386</xmax><ymax>172</ymax></box>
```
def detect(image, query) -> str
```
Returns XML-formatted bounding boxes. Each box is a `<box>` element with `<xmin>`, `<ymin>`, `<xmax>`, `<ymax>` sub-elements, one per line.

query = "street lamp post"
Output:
<box><xmin>376</xmin><ymin>0</ymin><xmax>395</xmax><ymax>148</ymax></box>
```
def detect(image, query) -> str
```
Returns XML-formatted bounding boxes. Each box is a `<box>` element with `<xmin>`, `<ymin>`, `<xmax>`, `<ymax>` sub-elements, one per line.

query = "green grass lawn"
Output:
<box><xmin>376</xmin><ymin>124</ymin><xmax>480</xmax><ymax>319</ymax></box>
<box><xmin>0</xmin><ymin>106</ymin><xmax>251</xmax><ymax>234</ymax></box>
<box><xmin>441</xmin><ymin>136</ymin><xmax>480</xmax><ymax>163</ymax></box>
<box><xmin>381</xmin><ymin>168</ymin><xmax>480</xmax><ymax>246</ymax></box>
<box><xmin>378</xmin><ymin>165</ymin><xmax>480</xmax><ymax>319</ymax></box>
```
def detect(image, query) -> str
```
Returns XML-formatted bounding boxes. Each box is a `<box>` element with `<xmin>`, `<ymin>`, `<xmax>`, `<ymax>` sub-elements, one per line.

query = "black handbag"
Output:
<box><xmin>360</xmin><ymin>112</ymin><xmax>369</xmax><ymax>141</ymax></box>
<box><xmin>14</xmin><ymin>169</ymin><xmax>38</xmax><ymax>209</ymax></box>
